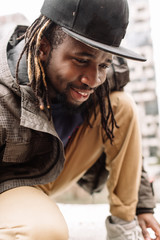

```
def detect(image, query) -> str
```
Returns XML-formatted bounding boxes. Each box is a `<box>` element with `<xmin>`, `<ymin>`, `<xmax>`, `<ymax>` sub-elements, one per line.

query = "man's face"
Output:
<box><xmin>41</xmin><ymin>34</ymin><xmax>112</xmax><ymax>108</ymax></box>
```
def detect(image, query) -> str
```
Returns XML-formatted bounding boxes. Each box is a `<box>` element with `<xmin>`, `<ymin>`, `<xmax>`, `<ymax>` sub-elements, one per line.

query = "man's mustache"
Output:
<box><xmin>68</xmin><ymin>83</ymin><xmax>96</xmax><ymax>91</ymax></box>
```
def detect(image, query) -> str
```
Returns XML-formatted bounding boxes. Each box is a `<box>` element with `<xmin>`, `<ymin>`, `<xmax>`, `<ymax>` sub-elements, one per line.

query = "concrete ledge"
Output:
<box><xmin>58</xmin><ymin>203</ymin><xmax>160</xmax><ymax>240</ymax></box>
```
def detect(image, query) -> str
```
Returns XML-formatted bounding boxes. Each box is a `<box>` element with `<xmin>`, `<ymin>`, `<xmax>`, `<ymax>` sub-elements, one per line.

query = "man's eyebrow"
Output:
<box><xmin>74</xmin><ymin>52</ymin><xmax>113</xmax><ymax>63</ymax></box>
<box><xmin>75</xmin><ymin>52</ymin><xmax>95</xmax><ymax>58</ymax></box>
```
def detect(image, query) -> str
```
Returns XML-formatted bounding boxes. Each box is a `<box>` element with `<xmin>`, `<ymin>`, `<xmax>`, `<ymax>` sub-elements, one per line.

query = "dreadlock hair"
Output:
<box><xmin>16</xmin><ymin>15</ymin><xmax>118</xmax><ymax>143</ymax></box>
<box><xmin>96</xmin><ymin>80</ymin><xmax>118</xmax><ymax>142</ymax></box>
<box><xmin>16</xmin><ymin>15</ymin><xmax>67</xmax><ymax>112</ymax></box>
<box><xmin>84</xmin><ymin>78</ymin><xmax>118</xmax><ymax>144</ymax></box>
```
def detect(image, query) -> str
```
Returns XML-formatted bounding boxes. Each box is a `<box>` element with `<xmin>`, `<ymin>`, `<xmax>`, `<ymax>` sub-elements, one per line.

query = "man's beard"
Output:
<box><xmin>52</xmin><ymin>88</ymin><xmax>91</xmax><ymax>114</ymax></box>
<box><xmin>46</xmin><ymin>77</ymin><xmax>91</xmax><ymax>113</ymax></box>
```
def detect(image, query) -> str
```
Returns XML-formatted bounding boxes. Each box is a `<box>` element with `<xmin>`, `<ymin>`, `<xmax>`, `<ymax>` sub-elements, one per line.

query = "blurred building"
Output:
<box><xmin>124</xmin><ymin>0</ymin><xmax>160</xmax><ymax>167</ymax></box>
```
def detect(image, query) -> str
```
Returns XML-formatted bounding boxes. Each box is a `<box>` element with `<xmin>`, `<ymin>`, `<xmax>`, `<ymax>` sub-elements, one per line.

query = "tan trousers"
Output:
<box><xmin>0</xmin><ymin>186</ymin><xmax>69</xmax><ymax>240</ymax></box>
<box><xmin>0</xmin><ymin>91</ymin><xmax>142</xmax><ymax>239</ymax></box>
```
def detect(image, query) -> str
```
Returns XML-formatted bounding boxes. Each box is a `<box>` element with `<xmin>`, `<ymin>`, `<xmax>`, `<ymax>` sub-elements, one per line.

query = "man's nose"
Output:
<box><xmin>80</xmin><ymin>66</ymin><xmax>101</xmax><ymax>88</ymax></box>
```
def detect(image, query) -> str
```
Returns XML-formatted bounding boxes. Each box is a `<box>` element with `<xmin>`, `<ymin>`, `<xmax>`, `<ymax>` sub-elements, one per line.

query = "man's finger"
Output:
<box><xmin>139</xmin><ymin>220</ymin><xmax>151</xmax><ymax>240</ymax></box>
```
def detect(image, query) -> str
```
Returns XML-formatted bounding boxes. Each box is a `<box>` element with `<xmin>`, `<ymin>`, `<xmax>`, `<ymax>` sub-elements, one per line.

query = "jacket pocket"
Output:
<box><xmin>2</xmin><ymin>142</ymin><xmax>30</xmax><ymax>163</ymax></box>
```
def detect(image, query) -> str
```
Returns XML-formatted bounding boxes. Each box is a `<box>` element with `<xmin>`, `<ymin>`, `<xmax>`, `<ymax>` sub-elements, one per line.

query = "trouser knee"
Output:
<box><xmin>30</xmin><ymin>220</ymin><xmax>68</xmax><ymax>240</ymax></box>
<box><xmin>0</xmin><ymin>186</ymin><xmax>69</xmax><ymax>240</ymax></box>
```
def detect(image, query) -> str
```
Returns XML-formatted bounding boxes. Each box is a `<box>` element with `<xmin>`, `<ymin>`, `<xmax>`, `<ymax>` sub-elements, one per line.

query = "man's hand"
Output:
<box><xmin>138</xmin><ymin>213</ymin><xmax>160</xmax><ymax>240</ymax></box>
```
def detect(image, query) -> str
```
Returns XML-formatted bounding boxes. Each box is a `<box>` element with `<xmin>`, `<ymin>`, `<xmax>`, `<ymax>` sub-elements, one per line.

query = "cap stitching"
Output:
<box><xmin>72</xmin><ymin>0</ymin><xmax>81</xmax><ymax>29</ymax></box>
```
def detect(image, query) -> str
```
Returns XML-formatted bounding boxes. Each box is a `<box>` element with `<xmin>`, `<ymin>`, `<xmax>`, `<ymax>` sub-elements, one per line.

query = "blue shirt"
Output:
<box><xmin>52</xmin><ymin>104</ymin><xmax>84</xmax><ymax>147</ymax></box>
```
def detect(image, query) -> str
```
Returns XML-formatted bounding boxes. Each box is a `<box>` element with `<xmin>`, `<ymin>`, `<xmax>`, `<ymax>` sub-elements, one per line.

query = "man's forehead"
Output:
<box><xmin>65</xmin><ymin>34</ymin><xmax>113</xmax><ymax>61</ymax></box>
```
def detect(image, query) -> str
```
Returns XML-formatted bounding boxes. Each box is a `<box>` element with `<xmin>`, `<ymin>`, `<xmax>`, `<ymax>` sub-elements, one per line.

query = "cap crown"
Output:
<box><xmin>41</xmin><ymin>0</ymin><xmax>129</xmax><ymax>47</ymax></box>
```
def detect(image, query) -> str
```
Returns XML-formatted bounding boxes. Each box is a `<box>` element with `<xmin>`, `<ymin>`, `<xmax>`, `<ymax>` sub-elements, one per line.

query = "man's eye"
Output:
<box><xmin>99</xmin><ymin>64</ymin><xmax>109</xmax><ymax>69</ymax></box>
<box><xmin>74</xmin><ymin>58</ymin><xmax>88</xmax><ymax>64</ymax></box>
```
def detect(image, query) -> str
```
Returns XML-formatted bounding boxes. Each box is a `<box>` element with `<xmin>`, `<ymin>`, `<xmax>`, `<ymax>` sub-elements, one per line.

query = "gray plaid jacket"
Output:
<box><xmin>0</xmin><ymin>26</ymin><xmax>65</xmax><ymax>193</ymax></box>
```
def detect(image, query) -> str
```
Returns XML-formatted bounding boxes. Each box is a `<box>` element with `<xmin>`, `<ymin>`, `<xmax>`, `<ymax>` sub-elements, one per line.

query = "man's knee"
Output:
<box><xmin>30</xmin><ymin>207</ymin><xmax>69</xmax><ymax>240</ymax></box>
<box><xmin>31</xmin><ymin>220</ymin><xmax>68</xmax><ymax>240</ymax></box>
<box><xmin>0</xmin><ymin>186</ymin><xmax>69</xmax><ymax>240</ymax></box>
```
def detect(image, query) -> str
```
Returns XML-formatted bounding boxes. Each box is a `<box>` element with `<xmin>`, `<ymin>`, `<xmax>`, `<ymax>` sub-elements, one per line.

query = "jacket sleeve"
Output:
<box><xmin>136</xmin><ymin>163</ymin><xmax>156</xmax><ymax>215</ymax></box>
<box><xmin>0</xmin><ymin>106</ymin><xmax>6</xmax><ymax>161</ymax></box>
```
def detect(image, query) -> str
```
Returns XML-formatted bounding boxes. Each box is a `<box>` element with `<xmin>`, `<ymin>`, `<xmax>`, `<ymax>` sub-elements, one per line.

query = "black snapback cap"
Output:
<box><xmin>41</xmin><ymin>0</ymin><xmax>146</xmax><ymax>61</ymax></box>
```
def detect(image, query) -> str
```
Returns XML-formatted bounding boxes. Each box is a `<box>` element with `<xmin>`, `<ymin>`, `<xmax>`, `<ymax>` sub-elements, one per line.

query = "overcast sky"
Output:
<box><xmin>0</xmin><ymin>0</ymin><xmax>44</xmax><ymax>22</ymax></box>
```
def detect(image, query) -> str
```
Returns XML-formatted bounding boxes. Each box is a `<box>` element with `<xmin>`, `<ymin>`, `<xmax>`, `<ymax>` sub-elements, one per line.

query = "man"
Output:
<box><xmin>0</xmin><ymin>0</ymin><xmax>159</xmax><ymax>239</ymax></box>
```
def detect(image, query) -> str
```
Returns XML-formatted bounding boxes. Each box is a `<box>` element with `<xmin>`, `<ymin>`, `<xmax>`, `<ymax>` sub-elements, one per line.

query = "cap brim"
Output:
<box><xmin>62</xmin><ymin>28</ymin><xmax>146</xmax><ymax>62</ymax></box>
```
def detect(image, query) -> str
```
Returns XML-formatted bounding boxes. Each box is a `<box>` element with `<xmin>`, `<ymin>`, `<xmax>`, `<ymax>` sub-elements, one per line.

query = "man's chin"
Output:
<box><xmin>63</xmin><ymin>100</ymin><xmax>87</xmax><ymax>113</ymax></box>
<box><xmin>54</xmin><ymin>93</ymin><xmax>89</xmax><ymax>113</ymax></box>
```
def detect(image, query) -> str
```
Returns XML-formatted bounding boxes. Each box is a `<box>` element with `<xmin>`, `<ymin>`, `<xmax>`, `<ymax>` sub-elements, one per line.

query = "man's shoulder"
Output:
<box><xmin>0</xmin><ymin>84</ymin><xmax>20</xmax><ymax>109</ymax></box>
<box><xmin>0</xmin><ymin>83</ymin><xmax>12</xmax><ymax>98</ymax></box>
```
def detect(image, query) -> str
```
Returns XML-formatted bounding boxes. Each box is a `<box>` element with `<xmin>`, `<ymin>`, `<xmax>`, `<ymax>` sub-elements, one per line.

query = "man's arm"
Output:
<box><xmin>137</xmin><ymin>165</ymin><xmax>160</xmax><ymax>239</ymax></box>
<box><xmin>109</xmin><ymin>56</ymin><xmax>160</xmax><ymax>238</ymax></box>
<box><xmin>136</xmin><ymin>165</ymin><xmax>155</xmax><ymax>215</ymax></box>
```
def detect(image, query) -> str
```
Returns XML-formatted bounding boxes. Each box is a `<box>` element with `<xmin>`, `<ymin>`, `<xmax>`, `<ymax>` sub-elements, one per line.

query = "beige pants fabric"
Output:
<box><xmin>40</xmin><ymin>91</ymin><xmax>142</xmax><ymax>221</ymax></box>
<box><xmin>0</xmin><ymin>186</ymin><xmax>69</xmax><ymax>240</ymax></box>
<box><xmin>0</xmin><ymin>91</ymin><xmax>142</xmax><ymax>239</ymax></box>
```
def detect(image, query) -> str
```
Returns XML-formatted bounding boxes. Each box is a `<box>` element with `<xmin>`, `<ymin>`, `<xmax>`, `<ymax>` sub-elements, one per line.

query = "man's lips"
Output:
<box><xmin>70</xmin><ymin>87</ymin><xmax>94</xmax><ymax>102</ymax></box>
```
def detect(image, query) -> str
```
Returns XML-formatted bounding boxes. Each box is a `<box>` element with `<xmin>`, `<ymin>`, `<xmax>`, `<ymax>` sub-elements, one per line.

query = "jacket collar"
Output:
<box><xmin>0</xmin><ymin>25</ymin><xmax>60</xmax><ymax>139</ymax></box>
<box><xmin>0</xmin><ymin>26</ymin><xmax>21</xmax><ymax>96</ymax></box>
<box><xmin>20</xmin><ymin>84</ymin><xmax>59</xmax><ymax>137</ymax></box>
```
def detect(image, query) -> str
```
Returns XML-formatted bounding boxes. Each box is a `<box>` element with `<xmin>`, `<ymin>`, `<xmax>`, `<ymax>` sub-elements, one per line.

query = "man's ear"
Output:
<box><xmin>39</xmin><ymin>36</ymin><xmax>51</xmax><ymax>61</ymax></box>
